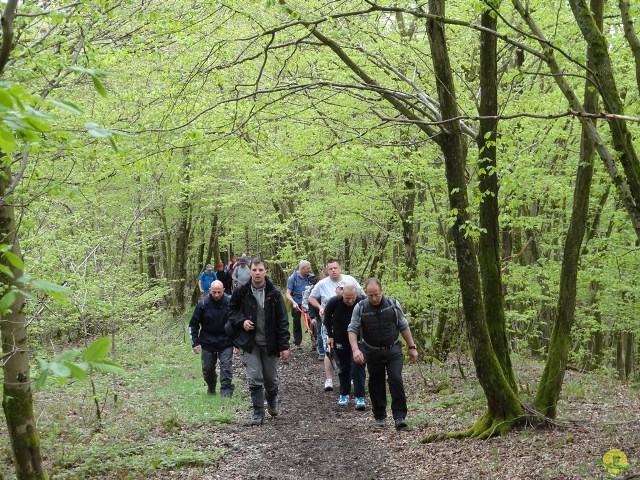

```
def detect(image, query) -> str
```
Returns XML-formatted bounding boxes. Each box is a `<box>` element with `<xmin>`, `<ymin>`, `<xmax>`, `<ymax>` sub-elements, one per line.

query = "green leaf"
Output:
<box><xmin>49</xmin><ymin>361</ymin><xmax>71</xmax><ymax>378</ymax></box>
<box><xmin>55</xmin><ymin>348</ymin><xmax>81</xmax><ymax>362</ymax></box>
<box><xmin>91</xmin><ymin>76</ymin><xmax>108</xmax><ymax>98</ymax></box>
<box><xmin>0</xmin><ymin>290</ymin><xmax>17</xmax><ymax>313</ymax></box>
<box><xmin>82</xmin><ymin>337</ymin><xmax>111</xmax><ymax>362</ymax></box>
<box><xmin>48</xmin><ymin>99</ymin><xmax>83</xmax><ymax>114</ymax></box>
<box><xmin>0</xmin><ymin>89</ymin><xmax>14</xmax><ymax>108</ymax></box>
<box><xmin>3</xmin><ymin>250</ymin><xmax>24</xmax><ymax>270</ymax></box>
<box><xmin>30</xmin><ymin>278</ymin><xmax>70</xmax><ymax>303</ymax></box>
<box><xmin>0</xmin><ymin>264</ymin><xmax>14</xmax><ymax>277</ymax></box>
<box><xmin>90</xmin><ymin>359</ymin><xmax>125</xmax><ymax>376</ymax></box>
<box><xmin>64</xmin><ymin>361</ymin><xmax>89</xmax><ymax>381</ymax></box>
<box><xmin>33</xmin><ymin>370</ymin><xmax>49</xmax><ymax>390</ymax></box>
<box><xmin>0</xmin><ymin>125</ymin><xmax>16</xmax><ymax>154</ymax></box>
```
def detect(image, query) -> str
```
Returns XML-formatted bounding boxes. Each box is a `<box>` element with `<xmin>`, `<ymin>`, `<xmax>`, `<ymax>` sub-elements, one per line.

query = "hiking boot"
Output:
<box><xmin>318</xmin><ymin>353</ymin><xmax>325</xmax><ymax>360</ymax></box>
<box><xmin>394</xmin><ymin>418</ymin><xmax>408</xmax><ymax>430</ymax></box>
<box><xmin>355</xmin><ymin>397</ymin><xmax>366</xmax><ymax>411</ymax></box>
<box><xmin>373</xmin><ymin>418</ymin><xmax>385</xmax><ymax>428</ymax></box>
<box><xmin>337</xmin><ymin>395</ymin><xmax>349</xmax><ymax>407</ymax></box>
<box><xmin>324</xmin><ymin>379</ymin><xmax>333</xmax><ymax>392</ymax></box>
<box><xmin>249</xmin><ymin>413</ymin><xmax>264</xmax><ymax>426</ymax></box>
<box><xmin>267</xmin><ymin>398</ymin><xmax>278</xmax><ymax>417</ymax></box>
<box><xmin>207</xmin><ymin>388</ymin><xmax>216</xmax><ymax>396</ymax></box>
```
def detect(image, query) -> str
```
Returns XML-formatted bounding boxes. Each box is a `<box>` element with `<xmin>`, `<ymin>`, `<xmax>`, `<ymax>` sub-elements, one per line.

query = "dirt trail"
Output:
<box><xmin>177</xmin><ymin>344</ymin><xmax>640</xmax><ymax>480</ymax></box>
<box><xmin>208</xmin><ymin>345</ymin><xmax>415</xmax><ymax>480</ymax></box>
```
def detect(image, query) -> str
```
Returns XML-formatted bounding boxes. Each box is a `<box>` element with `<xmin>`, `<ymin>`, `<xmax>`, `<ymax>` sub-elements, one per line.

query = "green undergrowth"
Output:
<box><xmin>1</xmin><ymin>314</ymin><xmax>242</xmax><ymax>479</ymax></box>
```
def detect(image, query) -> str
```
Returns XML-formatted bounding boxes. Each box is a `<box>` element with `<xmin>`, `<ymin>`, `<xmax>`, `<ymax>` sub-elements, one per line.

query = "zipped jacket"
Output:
<box><xmin>228</xmin><ymin>277</ymin><xmax>290</xmax><ymax>355</ymax></box>
<box><xmin>189</xmin><ymin>294</ymin><xmax>232</xmax><ymax>351</ymax></box>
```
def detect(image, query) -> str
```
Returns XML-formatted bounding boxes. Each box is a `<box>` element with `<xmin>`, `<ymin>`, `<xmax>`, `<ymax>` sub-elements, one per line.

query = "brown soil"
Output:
<box><xmin>168</xmin><ymin>346</ymin><xmax>640</xmax><ymax>480</ymax></box>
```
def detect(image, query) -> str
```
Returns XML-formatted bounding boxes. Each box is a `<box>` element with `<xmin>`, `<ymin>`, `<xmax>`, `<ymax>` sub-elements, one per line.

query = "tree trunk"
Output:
<box><xmin>171</xmin><ymin>156</ymin><xmax>192</xmax><ymax>313</ymax></box>
<box><xmin>423</xmin><ymin>0</ymin><xmax>523</xmax><ymax>441</ymax></box>
<box><xmin>616</xmin><ymin>331</ymin><xmax>629</xmax><ymax>382</ymax></box>
<box><xmin>1</xmin><ymin>168</ymin><xmax>47</xmax><ymax>479</ymax></box>
<box><xmin>477</xmin><ymin>4</ymin><xmax>517</xmax><ymax>393</ymax></box>
<box><xmin>534</xmin><ymin>0</ymin><xmax>601</xmax><ymax>419</ymax></box>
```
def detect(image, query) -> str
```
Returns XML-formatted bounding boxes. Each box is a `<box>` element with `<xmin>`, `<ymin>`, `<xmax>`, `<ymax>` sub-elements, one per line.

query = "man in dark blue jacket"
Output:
<box><xmin>228</xmin><ymin>257</ymin><xmax>290</xmax><ymax>426</ymax></box>
<box><xmin>189</xmin><ymin>280</ymin><xmax>234</xmax><ymax>397</ymax></box>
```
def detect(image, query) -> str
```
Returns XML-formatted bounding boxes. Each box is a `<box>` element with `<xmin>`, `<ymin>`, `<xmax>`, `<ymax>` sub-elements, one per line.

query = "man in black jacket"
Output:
<box><xmin>228</xmin><ymin>257</ymin><xmax>290</xmax><ymax>425</ymax></box>
<box><xmin>324</xmin><ymin>284</ymin><xmax>367</xmax><ymax>410</ymax></box>
<box><xmin>189</xmin><ymin>280</ymin><xmax>234</xmax><ymax>397</ymax></box>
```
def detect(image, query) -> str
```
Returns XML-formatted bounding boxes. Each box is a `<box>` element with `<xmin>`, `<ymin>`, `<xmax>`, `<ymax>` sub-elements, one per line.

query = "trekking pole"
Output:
<box><xmin>300</xmin><ymin>308</ymin><xmax>313</xmax><ymax>335</ymax></box>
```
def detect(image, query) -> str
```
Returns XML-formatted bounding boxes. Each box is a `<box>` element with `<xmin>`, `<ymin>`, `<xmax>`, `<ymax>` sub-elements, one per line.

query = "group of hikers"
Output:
<box><xmin>197</xmin><ymin>255</ymin><xmax>254</xmax><ymax>296</ymax></box>
<box><xmin>189</xmin><ymin>257</ymin><xmax>418</xmax><ymax>429</ymax></box>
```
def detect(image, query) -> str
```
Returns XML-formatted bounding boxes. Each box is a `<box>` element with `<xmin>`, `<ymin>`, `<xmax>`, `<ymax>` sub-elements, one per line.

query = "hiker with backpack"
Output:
<box><xmin>189</xmin><ymin>280</ymin><xmax>234</xmax><ymax>398</ymax></box>
<box><xmin>324</xmin><ymin>284</ymin><xmax>367</xmax><ymax>410</ymax></box>
<box><xmin>348</xmin><ymin>277</ymin><xmax>418</xmax><ymax>430</ymax></box>
<box><xmin>309</xmin><ymin>259</ymin><xmax>363</xmax><ymax>392</ymax></box>
<box><xmin>285</xmin><ymin>260</ymin><xmax>314</xmax><ymax>349</ymax></box>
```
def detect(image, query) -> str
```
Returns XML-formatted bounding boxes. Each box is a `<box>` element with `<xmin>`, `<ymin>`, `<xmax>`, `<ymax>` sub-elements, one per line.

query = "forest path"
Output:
<box><xmin>206</xmin><ymin>345</ymin><xmax>415</xmax><ymax>479</ymax></box>
<box><xmin>164</xmin><ymin>341</ymin><xmax>640</xmax><ymax>480</ymax></box>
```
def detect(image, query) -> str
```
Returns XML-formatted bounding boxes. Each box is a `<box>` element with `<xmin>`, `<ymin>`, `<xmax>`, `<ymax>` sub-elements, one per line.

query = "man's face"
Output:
<box><xmin>209</xmin><ymin>283</ymin><xmax>225</xmax><ymax>301</ymax></box>
<box><xmin>300</xmin><ymin>264</ymin><xmax>312</xmax><ymax>276</ymax></box>
<box><xmin>251</xmin><ymin>263</ymin><xmax>266</xmax><ymax>285</ymax></box>
<box><xmin>342</xmin><ymin>291</ymin><xmax>358</xmax><ymax>306</ymax></box>
<box><xmin>365</xmin><ymin>283</ymin><xmax>383</xmax><ymax>306</ymax></box>
<box><xmin>326</xmin><ymin>261</ymin><xmax>341</xmax><ymax>281</ymax></box>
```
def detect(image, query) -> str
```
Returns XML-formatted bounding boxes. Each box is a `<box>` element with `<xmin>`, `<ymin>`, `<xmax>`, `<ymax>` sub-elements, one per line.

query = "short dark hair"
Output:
<box><xmin>365</xmin><ymin>277</ymin><xmax>382</xmax><ymax>290</ymax></box>
<box><xmin>250</xmin><ymin>257</ymin><xmax>266</xmax><ymax>268</ymax></box>
<box><xmin>326</xmin><ymin>258</ymin><xmax>340</xmax><ymax>266</ymax></box>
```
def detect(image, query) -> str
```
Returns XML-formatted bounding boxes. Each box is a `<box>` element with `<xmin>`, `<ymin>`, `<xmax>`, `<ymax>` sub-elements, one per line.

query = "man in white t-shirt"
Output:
<box><xmin>309</xmin><ymin>259</ymin><xmax>363</xmax><ymax>391</ymax></box>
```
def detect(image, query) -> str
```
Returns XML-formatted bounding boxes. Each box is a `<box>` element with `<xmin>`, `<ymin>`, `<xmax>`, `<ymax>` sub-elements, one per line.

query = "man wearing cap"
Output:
<box><xmin>198</xmin><ymin>264</ymin><xmax>217</xmax><ymax>299</ymax></box>
<box><xmin>232</xmin><ymin>256</ymin><xmax>251</xmax><ymax>290</ymax></box>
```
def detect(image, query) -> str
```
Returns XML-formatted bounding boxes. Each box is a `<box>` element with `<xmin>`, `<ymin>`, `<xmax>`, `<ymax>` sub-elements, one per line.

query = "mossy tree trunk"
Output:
<box><xmin>534</xmin><ymin>0</ymin><xmax>601</xmax><ymax>418</ymax></box>
<box><xmin>476</xmin><ymin>1</ymin><xmax>517</xmax><ymax>393</ymax></box>
<box><xmin>0</xmin><ymin>1</ymin><xmax>48</xmax><ymax>477</ymax></box>
<box><xmin>1</xmin><ymin>168</ymin><xmax>48</xmax><ymax>479</ymax></box>
<box><xmin>423</xmin><ymin>0</ymin><xmax>524</xmax><ymax>441</ymax></box>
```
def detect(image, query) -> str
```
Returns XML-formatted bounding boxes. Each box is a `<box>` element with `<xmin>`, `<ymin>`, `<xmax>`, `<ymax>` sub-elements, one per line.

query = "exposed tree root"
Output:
<box><xmin>421</xmin><ymin>411</ymin><xmax>525</xmax><ymax>443</ymax></box>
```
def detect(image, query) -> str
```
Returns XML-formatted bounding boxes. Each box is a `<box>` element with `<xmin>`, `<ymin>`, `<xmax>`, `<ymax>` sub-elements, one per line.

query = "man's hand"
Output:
<box><xmin>408</xmin><ymin>348</ymin><xmax>419</xmax><ymax>363</ymax></box>
<box><xmin>243</xmin><ymin>319</ymin><xmax>254</xmax><ymax>331</ymax></box>
<box><xmin>192</xmin><ymin>345</ymin><xmax>201</xmax><ymax>354</ymax></box>
<box><xmin>280</xmin><ymin>350</ymin><xmax>290</xmax><ymax>362</ymax></box>
<box><xmin>352</xmin><ymin>348</ymin><xmax>365</xmax><ymax>365</ymax></box>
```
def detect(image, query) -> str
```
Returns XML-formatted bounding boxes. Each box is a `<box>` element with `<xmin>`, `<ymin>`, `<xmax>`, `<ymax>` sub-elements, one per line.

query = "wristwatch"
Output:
<box><xmin>408</xmin><ymin>345</ymin><xmax>417</xmax><ymax>350</ymax></box>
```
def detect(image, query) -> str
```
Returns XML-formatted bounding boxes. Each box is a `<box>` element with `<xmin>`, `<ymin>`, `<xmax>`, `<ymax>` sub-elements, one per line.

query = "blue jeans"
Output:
<box><xmin>334</xmin><ymin>341</ymin><xmax>365</xmax><ymax>397</ymax></box>
<box><xmin>316</xmin><ymin>322</ymin><xmax>326</xmax><ymax>354</ymax></box>
<box><xmin>365</xmin><ymin>343</ymin><xmax>406</xmax><ymax>420</ymax></box>
<box><xmin>201</xmin><ymin>346</ymin><xmax>234</xmax><ymax>396</ymax></box>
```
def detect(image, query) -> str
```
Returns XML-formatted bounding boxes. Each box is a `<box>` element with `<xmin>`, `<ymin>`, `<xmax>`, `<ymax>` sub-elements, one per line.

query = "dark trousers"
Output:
<box><xmin>334</xmin><ymin>341</ymin><xmax>366</xmax><ymax>397</ymax></box>
<box><xmin>201</xmin><ymin>346</ymin><xmax>234</xmax><ymax>396</ymax></box>
<box><xmin>291</xmin><ymin>308</ymin><xmax>302</xmax><ymax>346</ymax></box>
<box><xmin>365</xmin><ymin>343</ymin><xmax>407</xmax><ymax>420</ymax></box>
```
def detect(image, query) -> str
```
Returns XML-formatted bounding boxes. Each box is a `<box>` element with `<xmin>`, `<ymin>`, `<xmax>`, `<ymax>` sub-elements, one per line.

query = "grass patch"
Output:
<box><xmin>0</xmin><ymin>314</ymin><xmax>242</xmax><ymax>479</ymax></box>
